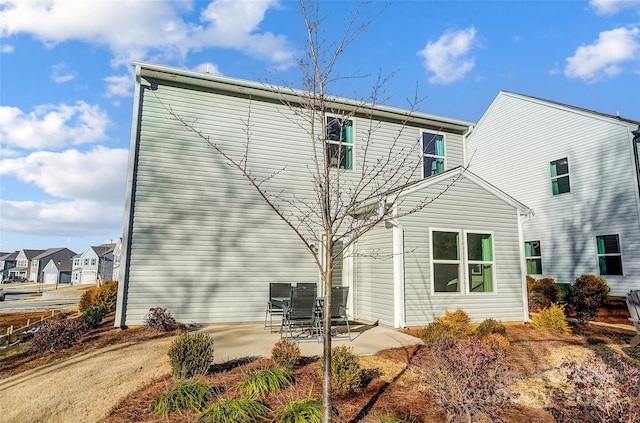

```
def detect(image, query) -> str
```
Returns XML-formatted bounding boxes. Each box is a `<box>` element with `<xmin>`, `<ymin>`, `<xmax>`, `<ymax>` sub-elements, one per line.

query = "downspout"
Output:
<box><xmin>632</xmin><ymin>125</ymin><xmax>640</xmax><ymax>208</ymax></box>
<box><xmin>385</xmin><ymin>203</ymin><xmax>406</xmax><ymax>328</ymax></box>
<box><xmin>462</xmin><ymin>124</ymin><xmax>475</xmax><ymax>166</ymax></box>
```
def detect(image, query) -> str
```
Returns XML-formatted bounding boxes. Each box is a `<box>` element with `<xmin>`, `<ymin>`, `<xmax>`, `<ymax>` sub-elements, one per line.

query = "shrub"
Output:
<box><xmin>474</xmin><ymin>318</ymin><xmax>507</xmax><ymax>338</ymax></box>
<box><xmin>271</xmin><ymin>338</ymin><xmax>301</xmax><ymax>369</ymax></box>
<box><xmin>198</xmin><ymin>397</ymin><xmax>270</xmax><ymax>423</ymax></box>
<box><xmin>91</xmin><ymin>280</ymin><xmax>118</xmax><ymax>312</ymax></box>
<box><xmin>78</xmin><ymin>288</ymin><xmax>96</xmax><ymax>313</ymax></box>
<box><xmin>319</xmin><ymin>345</ymin><xmax>362</xmax><ymax>396</ymax></box>
<box><xmin>152</xmin><ymin>380</ymin><xmax>211</xmax><ymax>416</ymax></box>
<box><xmin>525</xmin><ymin>275</ymin><xmax>537</xmax><ymax>293</ymax></box>
<box><xmin>421</xmin><ymin>309</ymin><xmax>471</xmax><ymax>347</ymax></box>
<box><xmin>31</xmin><ymin>318</ymin><xmax>89</xmax><ymax>353</ymax></box>
<box><xmin>568</xmin><ymin>274</ymin><xmax>610</xmax><ymax>323</ymax></box>
<box><xmin>530</xmin><ymin>304</ymin><xmax>570</xmax><ymax>334</ymax></box>
<box><xmin>413</xmin><ymin>337</ymin><xmax>513</xmax><ymax>423</ymax></box>
<box><xmin>529</xmin><ymin>277</ymin><xmax>561</xmax><ymax>309</ymax></box>
<box><xmin>83</xmin><ymin>304</ymin><xmax>107</xmax><ymax>327</ymax></box>
<box><xmin>273</xmin><ymin>397</ymin><xmax>324</xmax><ymax>423</ymax></box>
<box><xmin>548</xmin><ymin>354</ymin><xmax>640</xmax><ymax>423</ymax></box>
<box><xmin>239</xmin><ymin>367</ymin><xmax>293</xmax><ymax>399</ymax></box>
<box><xmin>168</xmin><ymin>332</ymin><xmax>215</xmax><ymax>379</ymax></box>
<box><xmin>144</xmin><ymin>307</ymin><xmax>177</xmax><ymax>332</ymax></box>
<box><xmin>480</xmin><ymin>333</ymin><xmax>511</xmax><ymax>352</ymax></box>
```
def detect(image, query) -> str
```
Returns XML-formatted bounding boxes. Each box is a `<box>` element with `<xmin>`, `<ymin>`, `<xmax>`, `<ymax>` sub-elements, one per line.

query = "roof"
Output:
<box><xmin>133</xmin><ymin>61</ymin><xmax>475</xmax><ymax>135</ymax></box>
<box><xmin>0</xmin><ymin>251</ymin><xmax>19</xmax><ymax>260</ymax></box>
<box><xmin>92</xmin><ymin>244</ymin><xmax>115</xmax><ymax>258</ymax></box>
<box><xmin>21</xmin><ymin>249</ymin><xmax>46</xmax><ymax>259</ymax></box>
<box><xmin>499</xmin><ymin>91</ymin><xmax>640</xmax><ymax>127</ymax></box>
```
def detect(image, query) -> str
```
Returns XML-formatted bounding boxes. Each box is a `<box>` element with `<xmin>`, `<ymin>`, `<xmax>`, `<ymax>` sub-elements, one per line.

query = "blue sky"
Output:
<box><xmin>1</xmin><ymin>0</ymin><xmax>639</xmax><ymax>254</ymax></box>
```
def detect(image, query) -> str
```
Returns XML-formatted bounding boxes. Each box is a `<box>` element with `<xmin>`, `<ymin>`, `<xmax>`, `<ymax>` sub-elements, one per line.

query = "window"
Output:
<box><xmin>550</xmin><ymin>158</ymin><xmax>570</xmax><ymax>195</ymax></box>
<box><xmin>467</xmin><ymin>233</ymin><xmax>493</xmax><ymax>292</ymax></box>
<box><xmin>432</xmin><ymin>231</ymin><xmax>461</xmax><ymax>292</ymax></box>
<box><xmin>84</xmin><ymin>258</ymin><xmax>89</xmax><ymax>265</ymax></box>
<box><xmin>597</xmin><ymin>235</ymin><xmax>623</xmax><ymax>275</ymax></box>
<box><xmin>74</xmin><ymin>258</ymin><xmax>80</xmax><ymax>266</ymax></box>
<box><xmin>423</xmin><ymin>132</ymin><xmax>445</xmax><ymax>177</ymax></box>
<box><xmin>91</xmin><ymin>258</ymin><xmax>97</xmax><ymax>266</ymax></box>
<box><xmin>524</xmin><ymin>241</ymin><xmax>543</xmax><ymax>275</ymax></box>
<box><xmin>326</xmin><ymin>116</ymin><xmax>353</xmax><ymax>170</ymax></box>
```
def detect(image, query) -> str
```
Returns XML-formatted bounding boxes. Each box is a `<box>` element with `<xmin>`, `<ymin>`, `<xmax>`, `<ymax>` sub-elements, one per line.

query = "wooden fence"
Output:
<box><xmin>1</xmin><ymin>310</ymin><xmax>61</xmax><ymax>348</ymax></box>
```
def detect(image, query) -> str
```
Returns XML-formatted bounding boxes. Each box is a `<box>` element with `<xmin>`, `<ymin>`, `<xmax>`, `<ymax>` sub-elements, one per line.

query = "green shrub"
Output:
<box><xmin>320</xmin><ymin>345</ymin><xmax>362</xmax><ymax>396</ymax></box>
<box><xmin>239</xmin><ymin>367</ymin><xmax>293</xmax><ymax>399</ymax></box>
<box><xmin>273</xmin><ymin>397</ymin><xmax>324</xmax><ymax>423</ymax></box>
<box><xmin>152</xmin><ymin>380</ymin><xmax>211</xmax><ymax>416</ymax></box>
<box><xmin>556</xmin><ymin>283</ymin><xmax>572</xmax><ymax>302</ymax></box>
<box><xmin>83</xmin><ymin>304</ymin><xmax>107</xmax><ymax>327</ymax></box>
<box><xmin>168</xmin><ymin>332</ymin><xmax>215</xmax><ymax>379</ymax></box>
<box><xmin>31</xmin><ymin>318</ymin><xmax>89</xmax><ymax>353</ymax></box>
<box><xmin>421</xmin><ymin>309</ymin><xmax>472</xmax><ymax>347</ymax></box>
<box><xmin>78</xmin><ymin>288</ymin><xmax>96</xmax><ymax>313</ymax></box>
<box><xmin>529</xmin><ymin>277</ymin><xmax>561</xmax><ymax>309</ymax></box>
<box><xmin>568</xmin><ymin>274</ymin><xmax>610</xmax><ymax>323</ymax></box>
<box><xmin>530</xmin><ymin>304</ymin><xmax>570</xmax><ymax>334</ymax></box>
<box><xmin>474</xmin><ymin>318</ymin><xmax>507</xmax><ymax>339</ymax></box>
<box><xmin>91</xmin><ymin>280</ymin><xmax>118</xmax><ymax>312</ymax></box>
<box><xmin>198</xmin><ymin>397</ymin><xmax>270</xmax><ymax>423</ymax></box>
<box><xmin>144</xmin><ymin>307</ymin><xmax>177</xmax><ymax>332</ymax></box>
<box><xmin>271</xmin><ymin>338</ymin><xmax>301</xmax><ymax>369</ymax></box>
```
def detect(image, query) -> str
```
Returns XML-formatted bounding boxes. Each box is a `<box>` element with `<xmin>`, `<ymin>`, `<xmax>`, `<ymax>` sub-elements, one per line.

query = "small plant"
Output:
<box><xmin>320</xmin><ymin>345</ymin><xmax>362</xmax><ymax>396</ymax></box>
<box><xmin>479</xmin><ymin>333</ymin><xmax>510</xmax><ymax>352</ymax></box>
<box><xmin>548</xmin><ymin>354</ymin><xmax>640</xmax><ymax>422</ymax></box>
<box><xmin>91</xmin><ymin>280</ymin><xmax>118</xmax><ymax>312</ymax></box>
<box><xmin>168</xmin><ymin>332</ymin><xmax>215</xmax><ymax>379</ymax></box>
<box><xmin>530</xmin><ymin>303</ymin><xmax>570</xmax><ymax>334</ymax></box>
<box><xmin>273</xmin><ymin>397</ymin><xmax>324</xmax><ymax>423</ymax></box>
<box><xmin>78</xmin><ymin>288</ymin><xmax>96</xmax><ymax>313</ymax></box>
<box><xmin>83</xmin><ymin>304</ymin><xmax>107</xmax><ymax>327</ymax></box>
<box><xmin>421</xmin><ymin>309</ymin><xmax>472</xmax><ymax>347</ymax></box>
<box><xmin>239</xmin><ymin>366</ymin><xmax>293</xmax><ymax>399</ymax></box>
<box><xmin>568</xmin><ymin>274</ymin><xmax>610</xmax><ymax>323</ymax></box>
<box><xmin>144</xmin><ymin>307</ymin><xmax>177</xmax><ymax>332</ymax></box>
<box><xmin>31</xmin><ymin>318</ymin><xmax>89</xmax><ymax>353</ymax></box>
<box><xmin>152</xmin><ymin>380</ymin><xmax>211</xmax><ymax>416</ymax></box>
<box><xmin>528</xmin><ymin>277</ymin><xmax>561</xmax><ymax>309</ymax></box>
<box><xmin>474</xmin><ymin>318</ymin><xmax>507</xmax><ymax>338</ymax></box>
<box><xmin>198</xmin><ymin>397</ymin><xmax>270</xmax><ymax>423</ymax></box>
<box><xmin>271</xmin><ymin>338</ymin><xmax>301</xmax><ymax>369</ymax></box>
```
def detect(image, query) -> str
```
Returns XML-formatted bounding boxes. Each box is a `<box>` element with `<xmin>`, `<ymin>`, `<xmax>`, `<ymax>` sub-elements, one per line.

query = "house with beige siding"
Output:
<box><xmin>115</xmin><ymin>62</ymin><xmax>531</xmax><ymax>328</ymax></box>
<box><xmin>466</xmin><ymin>91</ymin><xmax>640</xmax><ymax>296</ymax></box>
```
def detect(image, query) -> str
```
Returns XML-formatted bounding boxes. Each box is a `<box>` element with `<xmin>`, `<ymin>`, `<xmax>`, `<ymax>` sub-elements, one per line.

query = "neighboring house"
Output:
<box><xmin>115</xmin><ymin>62</ymin><xmax>531</xmax><ymax>328</ymax></box>
<box><xmin>13</xmin><ymin>249</ymin><xmax>45</xmax><ymax>281</ymax></box>
<box><xmin>466</xmin><ymin>91</ymin><xmax>640</xmax><ymax>296</ymax></box>
<box><xmin>0</xmin><ymin>251</ymin><xmax>18</xmax><ymax>280</ymax></box>
<box><xmin>31</xmin><ymin>248</ymin><xmax>77</xmax><ymax>283</ymax></box>
<box><xmin>112</xmin><ymin>238</ymin><xmax>122</xmax><ymax>282</ymax></box>
<box><xmin>72</xmin><ymin>243</ymin><xmax>116</xmax><ymax>285</ymax></box>
<box><xmin>43</xmin><ymin>258</ymin><xmax>73</xmax><ymax>284</ymax></box>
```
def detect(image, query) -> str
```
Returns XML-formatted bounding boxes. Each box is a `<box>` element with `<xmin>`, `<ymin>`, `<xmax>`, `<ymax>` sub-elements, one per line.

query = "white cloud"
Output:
<box><xmin>104</xmin><ymin>73</ymin><xmax>133</xmax><ymax>98</ymax></box>
<box><xmin>0</xmin><ymin>146</ymin><xmax>128</xmax><ymax>204</ymax></box>
<box><xmin>590</xmin><ymin>0</ymin><xmax>640</xmax><ymax>15</ymax></box>
<box><xmin>0</xmin><ymin>43</ymin><xmax>14</xmax><ymax>53</ymax></box>
<box><xmin>0</xmin><ymin>0</ymin><xmax>293</xmax><ymax>83</ymax></box>
<box><xmin>0</xmin><ymin>102</ymin><xmax>111</xmax><ymax>149</ymax></box>
<box><xmin>195</xmin><ymin>62</ymin><xmax>223</xmax><ymax>75</ymax></box>
<box><xmin>418</xmin><ymin>27</ymin><xmax>477</xmax><ymax>84</ymax></box>
<box><xmin>51</xmin><ymin>62</ymin><xmax>76</xmax><ymax>83</ymax></box>
<box><xmin>565</xmin><ymin>27</ymin><xmax>640</xmax><ymax>81</ymax></box>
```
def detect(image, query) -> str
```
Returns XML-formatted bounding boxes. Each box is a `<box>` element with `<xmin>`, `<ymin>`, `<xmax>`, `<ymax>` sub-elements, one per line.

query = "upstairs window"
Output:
<box><xmin>467</xmin><ymin>233</ymin><xmax>494</xmax><ymax>293</ymax></box>
<box><xmin>597</xmin><ymin>235</ymin><xmax>623</xmax><ymax>275</ymax></box>
<box><xmin>423</xmin><ymin>132</ymin><xmax>445</xmax><ymax>177</ymax></box>
<box><xmin>524</xmin><ymin>241</ymin><xmax>543</xmax><ymax>275</ymax></box>
<box><xmin>326</xmin><ymin>116</ymin><xmax>353</xmax><ymax>170</ymax></box>
<box><xmin>550</xmin><ymin>158</ymin><xmax>570</xmax><ymax>195</ymax></box>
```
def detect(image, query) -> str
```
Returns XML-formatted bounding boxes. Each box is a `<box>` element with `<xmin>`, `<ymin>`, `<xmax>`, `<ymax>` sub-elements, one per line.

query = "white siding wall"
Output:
<box><xmin>400</xmin><ymin>175</ymin><xmax>525</xmax><ymax>324</ymax></box>
<box><xmin>467</xmin><ymin>92</ymin><xmax>640</xmax><ymax>295</ymax></box>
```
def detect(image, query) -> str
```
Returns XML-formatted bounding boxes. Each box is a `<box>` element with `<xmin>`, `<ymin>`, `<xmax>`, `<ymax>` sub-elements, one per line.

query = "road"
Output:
<box><xmin>0</xmin><ymin>283</ymin><xmax>80</xmax><ymax>313</ymax></box>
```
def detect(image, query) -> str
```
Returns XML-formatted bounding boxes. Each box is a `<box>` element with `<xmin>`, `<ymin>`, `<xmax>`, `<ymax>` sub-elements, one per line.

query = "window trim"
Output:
<box><xmin>596</xmin><ymin>234</ymin><xmax>623</xmax><ymax>276</ymax></box>
<box><xmin>326</xmin><ymin>114</ymin><xmax>355</xmax><ymax>171</ymax></box>
<box><xmin>421</xmin><ymin>130</ymin><xmax>446</xmax><ymax>178</ymax></box>
<box><xmin>430</xmin><ymin>228</ymin><xmax>463</xmax><ymax>295</ymax></box>
<box><xmin>550</xmin><ymin>157</ymin><xmax>570</xmax><ymax>195</ymax></box>
<box><xmin>465</xmin><ymin>230</ymin><xmax>495</xmax><ymax>294</ymax></box>
<box><xmin>524</xmin><ymin>240</ymin><xmax>543</xmax><ymax>275</ymax></box>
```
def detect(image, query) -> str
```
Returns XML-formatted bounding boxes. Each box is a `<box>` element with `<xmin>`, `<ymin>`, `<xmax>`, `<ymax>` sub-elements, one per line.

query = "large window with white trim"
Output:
<box><xmin>432</xmin><ymin>231</ymin><xmax>461</xmax><ymax>292</ymax></box>
<box><xmin>597</xmin><ymin>234</ymin><xmax>623</xmax><ymax>275</ymax></box>
<box><xmin>422</xmin><ymin>132</ymin><xmax>445</xmax><ymax>177</ymax></box>
<box><xmin>326</xmin><ymin>116</ymin><xmax>353</xmax><ymax>170</ymax></box>
<box><xmin>467</xmin><ymin>233</ymin><xmax>494</xmax><ymax>293</ymax></box>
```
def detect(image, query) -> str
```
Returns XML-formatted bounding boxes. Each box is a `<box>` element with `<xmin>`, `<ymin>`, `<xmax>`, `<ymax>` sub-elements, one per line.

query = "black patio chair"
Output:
<box><xmin>264</xmin><ymin>283</ymin><xmax>291</xmax><ymax>332</ymax></box>
<box><xmin>282</xmin><ymin>285</ymin><xmax>317</xmax><ymax>339</ymax></box>
<box><xmin>315</xmin><ymin>286</ymin><xmax>351</xmax><ymax>341</ymax></box>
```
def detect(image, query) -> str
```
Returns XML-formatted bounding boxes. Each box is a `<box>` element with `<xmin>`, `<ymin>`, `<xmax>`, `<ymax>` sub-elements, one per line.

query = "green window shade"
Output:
<box><xmin>344</xmin><ymin>121</ymin><xmax>353</xmax><ymax>143</ymax></box>
<box><xmin>467</xmin><ymin>233</ymin><xmax>492</xmax><ymax>261</ymax></box>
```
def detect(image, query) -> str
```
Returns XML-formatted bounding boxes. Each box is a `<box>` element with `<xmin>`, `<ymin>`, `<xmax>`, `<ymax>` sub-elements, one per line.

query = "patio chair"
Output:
<box><xmin>626</xmin><ymin>290</ymin><xmax>640</xmax><ymax>348</ymax></box>
<box><xmin>315</xmin><ymin>286</ymin><xmax>351</xmax><ymax>341</ymax></box>
<box><xmin>265</xmin><ymin>283</ymin><xmax>291</xmax><ymax>332</ymax></box>
<box><xmin>297</xmin><ymin>282</ymin><xmax>317</xmax><ymax>290</ymax></box>
<box><xmin>282</xmin><ymin>285</ymin><xmax>317</xmax><ymax>339</ymax></box>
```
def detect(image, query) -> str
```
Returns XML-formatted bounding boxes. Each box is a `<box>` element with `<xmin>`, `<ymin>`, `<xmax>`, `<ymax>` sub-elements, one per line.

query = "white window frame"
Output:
<box><xmin>465</xmin><ymin>230</ymin><xmax>495</xmax><ymax>294</ymax></box>
<box><xmin>596</xmin><ymin>234</ymin><xmax>624</xmax><ymax>276</ymax></box>
<box><xmin>550</xmin><ymin>157</ymin><xmax>570</xmax><ymax>195</ymax></box>
<box><xmin>325</xmin><ymin>114</ymin><xmax>355</xmax><ymax>171</ymax></box>
<box><xmin>430</xmin><ymin>228</ymin><xmax>463</xmax><ymax>294</ymax></box>
<box><xmin>421</xmin><ymin>130</ymin><xmax>446</xmax><ymax>178</ymax></box>
<box><xmin>524</xmin><ymin>240</ymin><xmax>543</xmax><ymax>275</ymax></box>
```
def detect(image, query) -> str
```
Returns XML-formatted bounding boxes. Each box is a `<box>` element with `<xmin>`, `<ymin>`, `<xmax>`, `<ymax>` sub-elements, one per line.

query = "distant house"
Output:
<box><xmin>43</xmin><ymin>258</ymin><xmax>73</xmax><ymax>284</ymax></box>
<box><xmin>13</xmin><ymin>249</ymin><xmax>45</xmax><ymax>281</ymax></box>
<box><xmin>0</xmin><ymin>251</ymin><xmax>18</xmax><ymax>280</ymax></box>
<box><xmin>30</xmin><ymin>248</ymin><xmax>77</xmax><ymax>283</ymax></box>
<box><xmin>466</xmin><ymin>91</ymin><xmax>640</xmax><ymax>296</ymax></box>
<box><xmin>116</xmin><ymin>62</ymin><xmax>532</xmax><ymax>328</ymax></box>
<box><xmin>112</xmin><ymin>238</ymin><xmax>122</xmax><ymax>282</ymax></box>
<box><xmin>72</xmin><ymin>243</ymin><xmax>116</xmax><ymax>285</ymax></box>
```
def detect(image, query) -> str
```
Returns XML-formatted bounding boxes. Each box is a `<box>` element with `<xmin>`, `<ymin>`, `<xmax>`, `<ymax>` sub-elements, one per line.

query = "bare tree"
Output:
<box><xmin>161</xmin><ymin>1</ymin><xmax>464</xmax><ymax>420</ymax></box>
